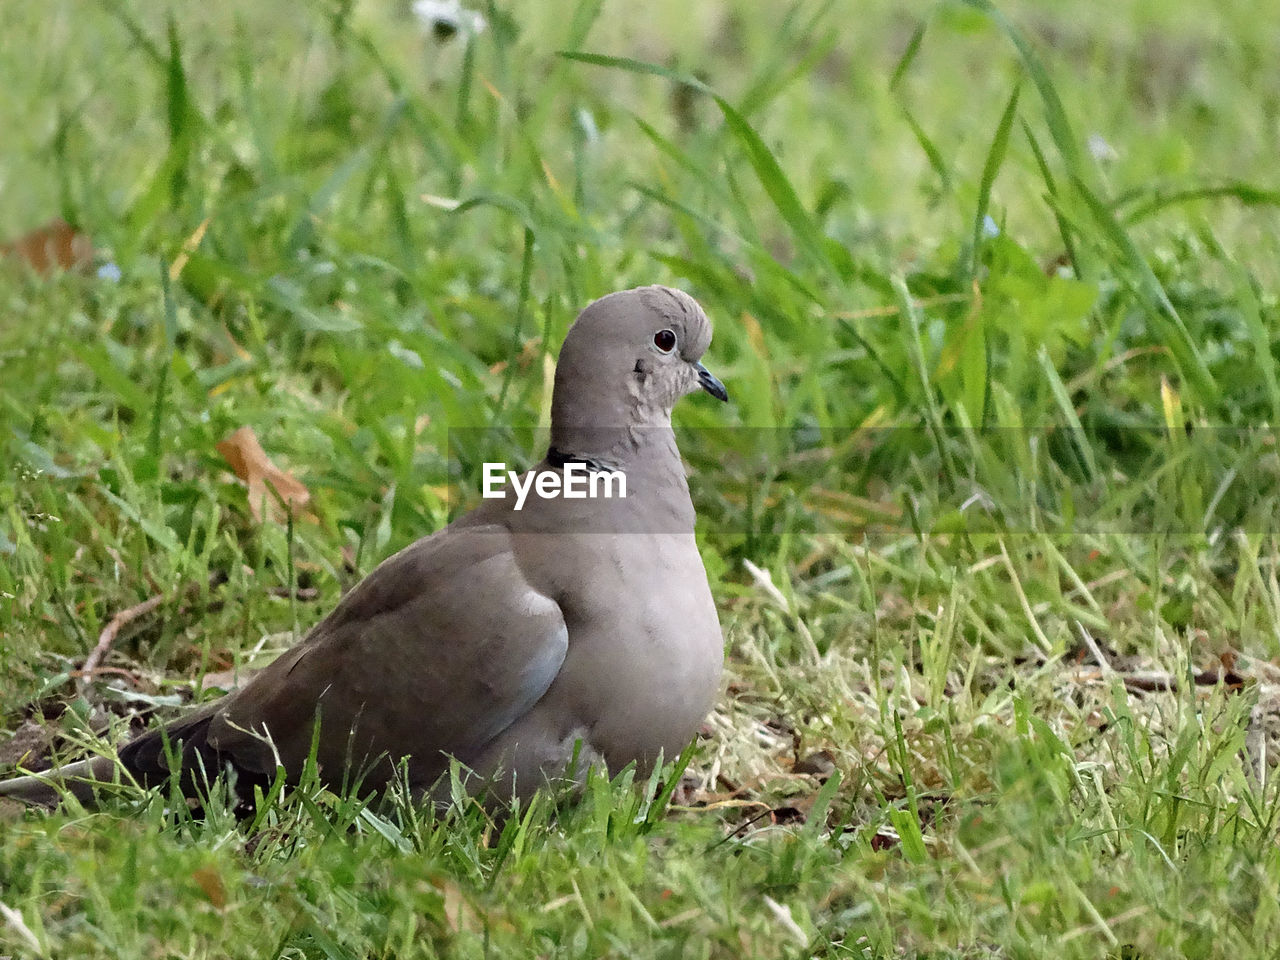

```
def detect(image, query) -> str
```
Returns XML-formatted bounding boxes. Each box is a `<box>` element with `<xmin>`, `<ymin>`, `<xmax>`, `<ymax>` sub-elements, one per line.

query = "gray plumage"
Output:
<box><xmin>0</xmin><ymin>285</ymin><xmax>728</xmax><ymax>808</ymax></box>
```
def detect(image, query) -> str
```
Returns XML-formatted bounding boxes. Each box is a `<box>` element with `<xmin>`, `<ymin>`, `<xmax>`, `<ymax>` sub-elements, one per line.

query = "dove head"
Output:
<box><xmin>549</xmin><ymin>286</ymin><xmax>727</xmax><ymax>463</ymax></box>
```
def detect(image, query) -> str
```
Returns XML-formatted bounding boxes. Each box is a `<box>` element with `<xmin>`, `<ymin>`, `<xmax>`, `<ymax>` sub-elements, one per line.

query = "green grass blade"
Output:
<box><xmin>967</xmin><ymin>81</ymin><xmax>1021</xmax><ymax>281</ymax></box>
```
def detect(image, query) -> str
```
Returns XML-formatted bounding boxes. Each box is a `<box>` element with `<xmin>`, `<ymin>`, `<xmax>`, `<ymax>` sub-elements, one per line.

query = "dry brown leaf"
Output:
<box><xmin>191</xmin><ymin>866</ymin><xmax>227</xmax><ymax>910</ymax></box>
<box><xmin>215</xmin><ymin>426</ymin><xmax>311</xmax><ymax>522</ymax></box>
<box><xmin>1</xmin><ymin>218</ymin><xmax>93</xmax><ymax>274</ymax></box>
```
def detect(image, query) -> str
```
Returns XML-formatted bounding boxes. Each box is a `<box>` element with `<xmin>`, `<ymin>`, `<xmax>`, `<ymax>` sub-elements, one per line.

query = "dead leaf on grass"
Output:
<box><xmin>2</xmin><ymin>218</ymin><xmax>93</xmax><ymax>274</ymax></box>
<box><xmin>215</xmin><ymin>426</ymin><xmax>311</xmax><ymax>522</ymax></box>
<box><xmin>191</xmin><ymin>865</ymin><xmax>227</xmax><ymax>909</ymax></box>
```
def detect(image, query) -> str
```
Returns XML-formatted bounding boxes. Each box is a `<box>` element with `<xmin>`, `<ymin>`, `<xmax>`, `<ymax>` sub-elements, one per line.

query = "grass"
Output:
<box><xmin>3</xmin><ymin>0</ymin><xmax>1280</xmax><ymax>956</ymax></box>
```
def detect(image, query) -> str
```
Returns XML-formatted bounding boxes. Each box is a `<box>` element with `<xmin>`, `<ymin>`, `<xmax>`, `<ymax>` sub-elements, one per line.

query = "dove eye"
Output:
<box><xmin>653</xmin><ymin>329</ymin><xmax>677</xmax><ymax>353</ymax></box>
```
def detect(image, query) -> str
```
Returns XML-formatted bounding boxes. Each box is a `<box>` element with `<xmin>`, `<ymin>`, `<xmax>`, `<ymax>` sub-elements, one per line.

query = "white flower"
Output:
<box><xmin>412</xmin><ymin>0</ymin><xmax>486</xmax><ymax>40</ymax></box>
<box><xmin>981</xmin><ymin>214</ymin><xmax>1000</xmax><ymax>238</ymax></box>
<box><xmin>1087</xmin><ymin>133</ymin><xmax>1118</xmax><ymax>163</ymax></box>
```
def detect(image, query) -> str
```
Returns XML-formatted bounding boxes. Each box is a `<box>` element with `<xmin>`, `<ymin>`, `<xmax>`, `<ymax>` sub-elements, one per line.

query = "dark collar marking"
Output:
<box><xmin>547</xmin><ymin>447</ymin><xmax>614</xmax><ymax>473</ymax></box>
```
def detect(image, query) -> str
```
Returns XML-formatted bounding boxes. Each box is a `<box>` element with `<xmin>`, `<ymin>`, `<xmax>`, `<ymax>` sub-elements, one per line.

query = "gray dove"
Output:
<box><xmin>0</xmin><ymin>285</ymin><xmax>728</xmax><ymax>809</ymax></box>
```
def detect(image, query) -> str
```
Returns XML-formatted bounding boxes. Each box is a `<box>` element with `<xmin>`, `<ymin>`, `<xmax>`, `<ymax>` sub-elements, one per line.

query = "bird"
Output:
<box><xmin>0</xmin><ymin>285</ymin><xmax>729</xmax><ymax>810</ymax></box>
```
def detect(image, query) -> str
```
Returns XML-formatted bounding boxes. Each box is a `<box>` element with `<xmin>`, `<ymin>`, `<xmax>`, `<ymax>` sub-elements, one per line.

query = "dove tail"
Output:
<box><xmin>116</xmin><ymin>705</ymin><xmax>222</xmax><ymax>788</ymax></box>
<box><xmin>0</xmin><ymin>755</ymin><xmax>121</xmax><ymax>807</ymax></box>
<box><xmin>0</xmin><ymin>704</ymin><xmax>228</xmax><ymax>809</ymax></box>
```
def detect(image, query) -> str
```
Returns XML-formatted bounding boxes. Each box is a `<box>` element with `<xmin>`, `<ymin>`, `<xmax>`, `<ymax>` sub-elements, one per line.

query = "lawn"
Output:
<box><xmin>3</xmin><ymin>0</ymin><xmax>1280</xmax><ymax>956</ymax></box>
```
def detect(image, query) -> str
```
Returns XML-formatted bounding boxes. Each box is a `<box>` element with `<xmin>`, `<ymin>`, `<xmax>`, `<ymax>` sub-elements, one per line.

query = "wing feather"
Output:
<box><xmin>125</xmin><ymin>523</ymin><xmax>567</xmax><ymax>795</ymax></box>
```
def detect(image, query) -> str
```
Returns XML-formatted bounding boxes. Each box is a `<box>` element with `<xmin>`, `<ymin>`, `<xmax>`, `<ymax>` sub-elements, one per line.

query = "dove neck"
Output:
<box><xmin>546</xmin><ymin>423</ymin><xmax>680</xmax><ymax>471</ymax></box>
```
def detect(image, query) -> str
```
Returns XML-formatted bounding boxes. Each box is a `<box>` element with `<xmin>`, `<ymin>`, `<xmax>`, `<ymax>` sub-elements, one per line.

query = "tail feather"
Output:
<box><xmin>0</xmin><ymin>755</ymin><xmax>121</xmax><ymax>806</ymax></box>
<box><xmin>118</xmin><ymin>705</ymin><xmax>231</xmax><ymax>791</ymax></box>
<box><xmin>0</xmin><ymin>702</ymin><xmax>238</xmax><ymax>810</ymax></box>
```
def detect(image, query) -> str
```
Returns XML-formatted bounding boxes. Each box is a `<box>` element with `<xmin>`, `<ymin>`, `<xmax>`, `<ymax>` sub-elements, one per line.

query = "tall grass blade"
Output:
<box><xmin>968</xmin><ymin>82</ymin><xmax>1021</xmax><ymax>281</ymax></box>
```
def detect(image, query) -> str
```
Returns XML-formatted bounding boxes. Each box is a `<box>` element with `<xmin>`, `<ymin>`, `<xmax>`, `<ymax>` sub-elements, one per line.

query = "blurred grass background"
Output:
<box><xmin>3</xmin><ymin>0</ymin><xmax>1280</xmax><ymax>956</ymax></box>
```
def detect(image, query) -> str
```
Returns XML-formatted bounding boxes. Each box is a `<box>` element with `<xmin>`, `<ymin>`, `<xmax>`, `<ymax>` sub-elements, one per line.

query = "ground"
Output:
<box><xmin>2</xmin><ymin>0</ymin><xmax>1280</xmax><ymax>957</ymax></box>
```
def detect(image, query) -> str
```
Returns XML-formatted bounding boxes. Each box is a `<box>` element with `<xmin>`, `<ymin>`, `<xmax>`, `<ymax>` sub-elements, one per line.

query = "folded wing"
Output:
<box><xmin>121</xmin><ymin>523</ymin><xmax>569</xmax><ymax>797</ymax></box>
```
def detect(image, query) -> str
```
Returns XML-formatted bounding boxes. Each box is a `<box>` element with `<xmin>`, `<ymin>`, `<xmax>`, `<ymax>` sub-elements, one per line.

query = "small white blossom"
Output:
<box><xmin>981</xmin><ymin>214</ymin><xmax>1000</xmax><ymax>238</ymax></box>
<box><xmin>412</xmin><ymin>0</ymin><xmax>486</xmax><ymax>41</ymax></box>
<box><xmin>1087</xmin><ymin>133</ymin><xmax>1118</xmax><ymax>163</ymax></box>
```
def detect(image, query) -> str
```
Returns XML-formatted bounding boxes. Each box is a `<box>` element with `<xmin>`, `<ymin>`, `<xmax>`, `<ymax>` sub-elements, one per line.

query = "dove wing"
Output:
<box><xmin>121</xmin><ymin>523</ymin><xmax>568</xmax><ymax>795</ymax></box>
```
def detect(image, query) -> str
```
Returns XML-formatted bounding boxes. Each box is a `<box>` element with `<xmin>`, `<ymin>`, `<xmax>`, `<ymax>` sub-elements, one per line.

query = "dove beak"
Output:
<box><xmin>695</xmin><ymin>362</ymin><xmax>729</xmax><ymax>402</ymax></box>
